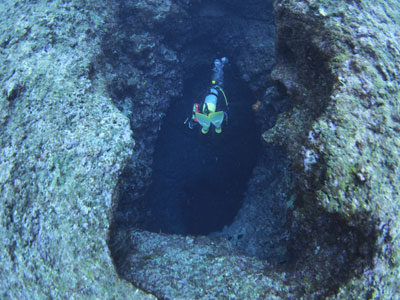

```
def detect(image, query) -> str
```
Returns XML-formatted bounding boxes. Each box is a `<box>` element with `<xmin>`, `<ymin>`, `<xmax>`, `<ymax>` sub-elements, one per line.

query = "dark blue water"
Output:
<box><xmin>142</xmin><ymin>64</ymin><xmax>261</xmax><ymax>235</ymax></box>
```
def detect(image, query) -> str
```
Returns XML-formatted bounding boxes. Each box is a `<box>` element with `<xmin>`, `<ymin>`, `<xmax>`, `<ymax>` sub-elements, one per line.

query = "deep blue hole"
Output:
<box><xmin>142</xmin><ymin>63</ymin><xmax>261</xmax><ymax>235</ymax></box>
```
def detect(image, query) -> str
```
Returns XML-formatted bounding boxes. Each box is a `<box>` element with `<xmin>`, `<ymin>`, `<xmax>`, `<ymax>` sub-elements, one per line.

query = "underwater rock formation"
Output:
<box><xmin>265</xmin><ymin>0</ymin><xmax>400</xmax><ymax>298</ymax></box>
<box><xmin>0</xmin><ymin>0</ymin><xmax>153</xmax><ymax>299</ymax></box>
<box><xmin>103</xmin><ymin>0</ymin><xmax>189</xmax><ymax>225</ymax></box>
<box><xmin>1</xmin><ymin>0</ymin><xmax>400</xmax><ymax>300</ymax></box>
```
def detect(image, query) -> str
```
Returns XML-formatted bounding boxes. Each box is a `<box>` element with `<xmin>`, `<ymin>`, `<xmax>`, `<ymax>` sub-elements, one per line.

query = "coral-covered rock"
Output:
<box><xmin>2</xmin><ymin>0</ymin><xmax>398</xmax><ymax>299</ymax></box>
<box><xmin>110</xmin><ymin>228</ymin><xmax>292</xmax><ymax>300</ymax></box>
<box><xmin>265</xmin><ymin>0</ymin><xmax>400</xmax><ymax>298</ymax></box>
<box><xmin>0</xmin><ymin>1</ymin><xmax>153</xmax><ymax>299</ymax></box>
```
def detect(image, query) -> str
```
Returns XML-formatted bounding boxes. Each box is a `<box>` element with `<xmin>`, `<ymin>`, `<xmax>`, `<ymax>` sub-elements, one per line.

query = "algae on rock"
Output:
<box><xmin>0</xmin><ymin>1</ymin><xmax>154</xmax><ymax>299</ymax></box>
<box><xmin>265</xmin><ymin>0</ymin><xmax>400</xmax><ymax>298</ymax></box>
<box><xmin>1</xmin><ymin>0</ymin><xmax>400</xmax><ymax>299</ymax></box>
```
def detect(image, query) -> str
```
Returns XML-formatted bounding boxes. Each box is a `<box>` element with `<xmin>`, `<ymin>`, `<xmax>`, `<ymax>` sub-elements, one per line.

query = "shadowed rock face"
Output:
<box><xmin>0</xmin><ymin>0</ymin><xmax>154</xmax><ymax>299</ymax></box>
<box><xmin>1</xmin><ymin>0</ymin><xmax>400</xmax><ymax>299</ymax></box>
<box><xmin>265</xmin><ymin>0</ymin><xmax>400</xmax><ymax>298</ymax></box>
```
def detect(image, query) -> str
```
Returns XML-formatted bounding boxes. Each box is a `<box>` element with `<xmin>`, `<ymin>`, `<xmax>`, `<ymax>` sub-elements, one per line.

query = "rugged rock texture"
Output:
<box><xmin>0</xmin><ymin>0</ymin><xmax>153</xmax><ymax>299</ymax></box>
<box><xmin>265</xmin><ymin>0</ymin><xmax>400</xmax><ymax>298</ymax></box>
<box><xmin>2</xmin><ymin>0</ymin><xmax>399</xmax><ymax>299</ymax></box>
<box><xmin>104</xmin><ymin>0</ymin><xmax>189</xmax><ymax>225</ymax></box>
<box><xmin>113</xmin><ymin>0</ymin><xmax>400</xmax><ymax>298</ymax></box>
<box><xmin>111</xmin><ymin>229</ymin><xmax>293</xmax><ymax>300</ymax></box>
<box><xmin>0</xmin><ymin>0</ymin><xmax>279</xmax><ymax>298</ymax></box>
<box><xmin>108</xmin><ymin>1</ymin><xmax>298</xmax><ymax>299</ymax></box>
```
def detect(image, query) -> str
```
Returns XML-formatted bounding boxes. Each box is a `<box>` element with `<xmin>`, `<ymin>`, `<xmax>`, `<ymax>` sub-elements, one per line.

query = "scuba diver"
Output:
<box><xmin>185</xmin><ymin>57</ymin><xmax>229</xmax><ymax>134</ymax></box>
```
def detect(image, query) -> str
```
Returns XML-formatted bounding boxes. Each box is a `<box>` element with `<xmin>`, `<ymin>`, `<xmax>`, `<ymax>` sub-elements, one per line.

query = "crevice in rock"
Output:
<box><xmin>105</xmin><ymin>0</ymin><xmax>279</xmax><ymax>239</ymax></box>
<box><xmin>100</xmin><ymin>1</ymin><xmax>377</xmax><ymax>299</ymax></box>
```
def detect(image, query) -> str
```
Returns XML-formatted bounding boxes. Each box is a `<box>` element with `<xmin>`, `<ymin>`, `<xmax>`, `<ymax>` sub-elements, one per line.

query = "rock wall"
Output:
<box><xmin>265</xmin><ymin>0</ymin><xmax>400</xmax><ymax>298</ymax></box>
<box><xmin>102</xmin><ymin>0</ymin><xmax>189</xmax><ymax>225</ymax></box>
<box><xmin>0</xmin><ymin>0</ymin><xmax>153</xmax><ymax>299</ymax></box>
<box><xmin>2</xmin><ymin>0</ymin><xmax>399</xmax><ymax>299</ymax></box>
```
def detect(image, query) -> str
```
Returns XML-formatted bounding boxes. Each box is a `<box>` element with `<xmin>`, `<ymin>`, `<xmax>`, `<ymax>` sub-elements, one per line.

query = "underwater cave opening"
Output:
<box><xmin>103</xmin><ymin>3</ymin><xmax>380</xmax><ymax>297</ymax></box>
<box><xmin>107</xmin><ymin>0</ymin><xmax>278</xmax><ymax>242</ymax></box>
<box><xmin>139</xmin><ymin>63</ymin><xmax>262</xmax><ymax>236</ymax></box>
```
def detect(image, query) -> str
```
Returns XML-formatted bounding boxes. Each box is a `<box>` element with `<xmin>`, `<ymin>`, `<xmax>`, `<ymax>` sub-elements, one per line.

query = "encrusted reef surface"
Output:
<box><xmin>264</xmin><ymin>0</ymin><xmax>400</xmax><ymax>298</ymax></box>
<box><xmin>111</xmin><ymin>229</ymin><xmax>293</xmax><ymax>300</ymax></box>
<box><xmin>0</xmin><ymin>0</ymin><xmax>153</xmax><ymax>299</ymax></box>
<box><xmin>2</xmin><ymin>0</ymin><xmax>400</xmax><ymax>299</ymax></box>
